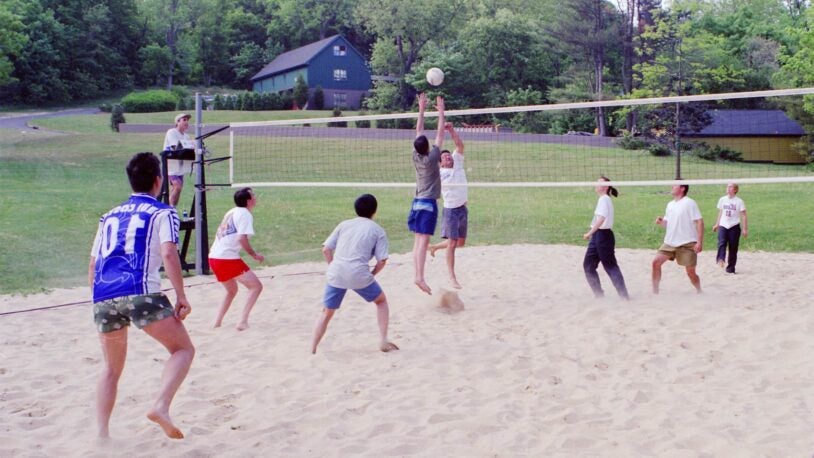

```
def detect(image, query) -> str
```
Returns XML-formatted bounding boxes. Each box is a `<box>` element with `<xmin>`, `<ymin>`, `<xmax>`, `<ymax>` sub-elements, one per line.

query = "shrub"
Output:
<box><xmin>110</xmin><ymin>104</ymin><xmax>126</xmax><ymax>132</ymax></box>
<box><xmin>693</xmin><ymin>143</ymin><xmax>743</xmax><ymax>162</ymax></box>
<box><xmin>617</xmin><ymin>133</ymin><xmax>648</xmax><ymax>150</ymax></box>
<box><xmin>121</xmin><ymin>90</ymin><xmax>178</xmax><ymax>113</ymax></box>
<box><xmin>648</xmin><ymin>143</ymin><xmax>672</xmax><ymax>157</ymax></box>
<box><xmin>313</xmin><ymin>86</ymin><xmax>325</xmax><ymax>110</ymax></box>
<box><xmin>356</xmin><ymin>111</ymin><xmax>370</xmax><ymax>128</ymax></box>
<box><xmin>328</xmin><ymin>107</ymin><xmax>347</xmax><ymax>127</ymax></box>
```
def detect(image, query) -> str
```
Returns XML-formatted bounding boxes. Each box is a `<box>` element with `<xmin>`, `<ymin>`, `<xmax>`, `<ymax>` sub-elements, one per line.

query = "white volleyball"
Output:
<box><xmin>426</xmin><ymin>67</ymin><xmax>444</xmax><ymax>86</ymax></box>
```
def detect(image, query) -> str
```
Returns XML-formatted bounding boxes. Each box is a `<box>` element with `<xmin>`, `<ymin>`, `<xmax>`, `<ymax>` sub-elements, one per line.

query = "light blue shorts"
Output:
<box><xmin>323</xmin><ymin>281</ymin><xmax>383</xmax><ymax>310</ymax></box>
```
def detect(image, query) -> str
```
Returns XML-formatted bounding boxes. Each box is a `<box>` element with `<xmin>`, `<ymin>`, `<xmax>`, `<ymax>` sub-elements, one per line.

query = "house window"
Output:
<box><xmin>333</xmin><ymin>93</ymin><xmax>347</xmax><ymax>107</ymax></box>
<box><xmin>333</xmin><ymin>45</ymin><xmax>347</xmax><ymax>56</ymax></box>
<box><xmin>333</xmin><ymin>69</ymin><xmax>347</xmax><ymax>81</ymax></box>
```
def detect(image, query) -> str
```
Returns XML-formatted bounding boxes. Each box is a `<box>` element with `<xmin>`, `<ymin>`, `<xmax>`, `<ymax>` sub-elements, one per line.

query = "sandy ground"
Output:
<box><xmin>2</xmin><ymin>244</ymin><xmax>813</xmax><ymax>457</ymax></box>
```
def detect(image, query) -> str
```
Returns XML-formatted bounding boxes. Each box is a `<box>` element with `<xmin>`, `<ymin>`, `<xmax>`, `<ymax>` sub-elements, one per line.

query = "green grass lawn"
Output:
<box><xmin>1</xmin><ymin>111</ymin><xmax>812</xmax><ymax>295</ymax></box>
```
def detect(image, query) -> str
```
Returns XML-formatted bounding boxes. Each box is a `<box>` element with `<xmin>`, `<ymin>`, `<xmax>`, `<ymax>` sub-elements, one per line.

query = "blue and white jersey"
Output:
<box><xmin>91</xmin><ymin>193</ymin><xmax>180</xmax><ymax>302</ymax></box>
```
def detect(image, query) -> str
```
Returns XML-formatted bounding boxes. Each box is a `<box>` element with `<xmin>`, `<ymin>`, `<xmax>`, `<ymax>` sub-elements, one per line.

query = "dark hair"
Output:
<box><xmin>414</xmin><ymin>135</ymin><xmax>429</xmax><ymax>155</ymax></box>
<box><xmin>599</xmin><ymin>175</ymin><xmax>618</xmax><ymax>198</ymax></box>
<box><xmin>679</xmin><ymin>184</ymin><xmax>689</xmax><ymax>196</ymax></box>
<box><xmin>354</xmin><ymin>193</ymin><xmax>377</xmax><ymax>218</ymax></box>
<box><xmin>126</xmin><ymin>152</ymin><xmax>161</xmax><ymax>193</ymax></box>
<box><xmin>234</xmin><ymin>187</ymin><xmax>253</xmax><ymax>207</ymax></box>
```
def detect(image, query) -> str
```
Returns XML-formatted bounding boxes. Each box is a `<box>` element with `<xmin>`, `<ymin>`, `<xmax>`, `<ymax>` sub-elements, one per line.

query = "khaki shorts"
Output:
<box><xmin>658</xmin><ymin>242</ymin><xmax>698</xmax><ymax>267</ymax></box>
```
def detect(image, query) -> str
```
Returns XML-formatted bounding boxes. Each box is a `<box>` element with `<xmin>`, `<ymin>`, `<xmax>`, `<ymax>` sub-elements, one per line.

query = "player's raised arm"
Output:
<box><xmin>435</xmin><ymin>96</ymin><xmax>445</xmax><ymax>148</ymax></box>
<box><xmin>416</xmin><ymin>93</ymin><xmax>427</xmax><ymax>138</ymax></box>
<box><xmin>448</xmin><ymin>122</ymin><xmax>464</xmax><ymax>154</ymax></box>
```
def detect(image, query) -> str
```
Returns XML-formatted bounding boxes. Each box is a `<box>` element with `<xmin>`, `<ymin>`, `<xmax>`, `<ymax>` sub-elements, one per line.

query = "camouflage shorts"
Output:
<box><xmin>93</xmin><ymin>293</ymin><xmax>175</xmax><ymax>333</ymax></box>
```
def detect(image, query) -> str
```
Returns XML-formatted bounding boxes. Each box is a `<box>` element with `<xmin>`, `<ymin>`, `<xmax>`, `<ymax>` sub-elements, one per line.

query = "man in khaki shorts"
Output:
<box><xmin>652</xmin><ymin>182</ymin><xmax>704</xmax><ymax>294</ymax></box>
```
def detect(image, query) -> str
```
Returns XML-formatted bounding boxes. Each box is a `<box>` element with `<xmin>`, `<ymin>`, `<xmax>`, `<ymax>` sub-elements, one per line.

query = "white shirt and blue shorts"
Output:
<box><xmin>439</xmin><ymin>150</ymin><xmax>468</xmax><ymax>239</ymax></box>
<box><xmin>322</xmin><ymin>217</ymin><xmax>389</xmax><ymax>309</ymax></box>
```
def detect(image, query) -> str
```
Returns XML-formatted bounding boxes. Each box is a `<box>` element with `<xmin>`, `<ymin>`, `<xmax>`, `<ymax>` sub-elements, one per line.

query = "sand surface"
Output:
<box><xmin>2</xmin><ymin>244</ymin><xmax>813</xmax><ymax>456</ymax></box>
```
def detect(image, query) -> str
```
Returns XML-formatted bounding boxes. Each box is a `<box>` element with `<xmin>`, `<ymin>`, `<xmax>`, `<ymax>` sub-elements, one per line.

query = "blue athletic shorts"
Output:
<box><xmin>323</xmin><ymin>281</ymin><xmax>383</xmax><ymax>310</ymax></box>
<box><xmin>407</xmin><ymin>198</ymin><xmax>438</xmax><ymax>235</ymax></box>
<box><xmin>441</xmin><ymin>205</ymin><xmax>468</xmax><ymax>240</ymax></box>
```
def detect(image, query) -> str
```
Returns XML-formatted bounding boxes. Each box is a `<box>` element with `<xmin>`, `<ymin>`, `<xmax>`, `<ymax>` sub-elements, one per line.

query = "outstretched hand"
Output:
<box><xmin>417</xmin><ymin>93</ymin><xmax>427</xmax><ymax>111</ymax></box>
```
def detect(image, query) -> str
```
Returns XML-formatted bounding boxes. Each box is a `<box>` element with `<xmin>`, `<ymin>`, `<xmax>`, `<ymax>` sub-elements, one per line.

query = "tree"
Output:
<box><xmin>545</xmin><ymin>0</ymin><xmax>624</xmax><ymax>135</ymax></box>
<box><xmin>356</xmin><ymin>0</ymin><xmax>461</xmax><ymax>108</ymax></box>
<box><xmin>0</xmin><ymin>0</ymin><xmax>28</xmax><ymax>86</ymax></box>
<box><xmin>293</xmin><ymin>75</ymin><xmax>308</xmax><ymax>108</ymax></box>
<box><xmin>313</xmin><ymin>85</ymin><xmax>324</xmax><ymax>109</ymax></box>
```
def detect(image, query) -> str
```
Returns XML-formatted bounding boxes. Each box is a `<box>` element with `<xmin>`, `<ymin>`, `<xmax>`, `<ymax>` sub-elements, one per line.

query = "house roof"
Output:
<box><xmin>251</xmin><ymin>35</ymin><xmax>344</xmax><ymax>82</ymax></box>
<box><xmin>684</xmin><ymin>109</ymin><xmax>805</xmax><ymax>136</ymax></box>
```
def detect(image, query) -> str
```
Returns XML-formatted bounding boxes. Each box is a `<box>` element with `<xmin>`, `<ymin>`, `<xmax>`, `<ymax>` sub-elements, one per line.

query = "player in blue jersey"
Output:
<box><xmin>88</xmin><ymin>152</ymin><xmax>195</xmax><ymax>439</ymax></box>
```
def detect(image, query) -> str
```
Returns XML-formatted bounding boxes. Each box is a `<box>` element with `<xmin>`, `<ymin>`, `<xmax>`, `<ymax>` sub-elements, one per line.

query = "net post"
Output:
<box><xmin>194</xmin><ymin>93</ymin><xmax>210</xmax><ymax>275</ymax></box>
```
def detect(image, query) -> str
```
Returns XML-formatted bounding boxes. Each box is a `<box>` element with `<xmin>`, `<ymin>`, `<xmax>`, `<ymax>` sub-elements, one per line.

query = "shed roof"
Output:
<box><xmin>251</xmin><ymin>35</ymin><xmax>344</xmax><ymax>82</ymax></box>
<box><xmin>684</xmin><ymin>109</ymin><xmax>805</xmax><ymax>137</ymax></box>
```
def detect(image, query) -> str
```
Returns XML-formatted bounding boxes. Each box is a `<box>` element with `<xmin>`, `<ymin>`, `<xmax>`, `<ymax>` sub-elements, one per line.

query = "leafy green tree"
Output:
<box><xmin>0</xmin><ymin>0</ymin><xmax>28</xmax><ymax>86</ymax></box>
<box><xmin>313</xmin><ymin>85</ymin><xmax>324</xmax><ymax>109</ymax></box>
<box><xmin>230</xmin><ymin>42</ymin><xmax>266</xmax><ymax>88</ymax></box>
<box><xmin>356</xmin><ymin>0</ymin><xmax>461</xmax><ymax>108</ymax></box>
<box><xmin>293</xmin><ymin>75</ymin><xmax>308</xmax><ymax>108</ymax></box>
<box><xmin>545</xmin><ymin>0</ymin><xmax>624</xmax><ymax>135</ymax></box>
<box><xmin>138</xmin><ymin>44</ymin><xmax>173</xmax><ymax>86</ymax></box>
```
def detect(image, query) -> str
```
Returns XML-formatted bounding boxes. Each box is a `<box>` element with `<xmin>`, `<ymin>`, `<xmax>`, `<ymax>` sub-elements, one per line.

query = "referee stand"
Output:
<box><xmin>159</xmin><ymin>94</ymin><xmax>231</xmax><ymax>275</ymax></box>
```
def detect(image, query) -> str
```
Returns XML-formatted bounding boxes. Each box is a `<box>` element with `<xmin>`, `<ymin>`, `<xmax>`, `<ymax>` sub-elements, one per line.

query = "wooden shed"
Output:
<box><xmin>682</xmin><ymin>109</ymin><xmax>806</xmax><ymax>164</ymax></box>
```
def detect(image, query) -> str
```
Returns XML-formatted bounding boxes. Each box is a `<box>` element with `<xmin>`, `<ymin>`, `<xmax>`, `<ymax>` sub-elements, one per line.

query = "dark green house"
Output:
<box><xmin>250</xmin><ymin>35</ymin><xmax>371</xmax><ymax>109</ymax></box>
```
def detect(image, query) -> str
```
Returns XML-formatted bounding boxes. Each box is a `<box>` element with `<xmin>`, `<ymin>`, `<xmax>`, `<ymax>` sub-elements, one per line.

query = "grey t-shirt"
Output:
<box><xmin>324</xmin><ymin>217</ymin><xmax>389</xmax><ymax>290</ymax></box>
<box><xmin>413</xmin><ymin>145</ymin><xmax>442</xmax><ymax>199</ymax></box>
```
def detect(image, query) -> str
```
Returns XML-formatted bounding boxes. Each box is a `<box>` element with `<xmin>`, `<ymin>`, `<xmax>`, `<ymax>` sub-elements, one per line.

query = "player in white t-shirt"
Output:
<box><xmin>209</xmin><ymin>187</ymin><xmax>265</xmax><ymax>331</ymax></box>
<box><xmin>582</xmin><ymin>176</ymin><xmax>629</xmax><ymax>299</ymax></box>
<box><xmin>712</xmin><ymin>182</ymin><xmax>748</xmax><ymax>274</ymax></box>
<box><xmin>312</xmin><ymin>194</ymin><xmax>399</xmax><ymax>354</ymax></box>
<box><xmin>428</xmin><ymin>122</ymin><xmax>467</xmax><ymax>289</ymax></box>
<box><xmin>652</xmin><ymin>183</ymin><xmax>704</xmax><ymax>294</ymax></box>
<box><xmin>163</xmin><ymin>113</ymin><xmax>195</xmax><ymax>207</ymax></box>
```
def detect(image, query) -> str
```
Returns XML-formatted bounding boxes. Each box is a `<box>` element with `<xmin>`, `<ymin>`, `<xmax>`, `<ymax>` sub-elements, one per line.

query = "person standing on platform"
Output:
<box><xmin>163</xmin><ymin>113</ymin><xmax>195</xmax><ymax>207</ymax></box>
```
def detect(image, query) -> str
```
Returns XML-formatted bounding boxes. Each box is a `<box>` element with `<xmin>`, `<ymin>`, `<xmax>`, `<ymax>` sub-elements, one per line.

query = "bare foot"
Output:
<box><xmin>415</xmin><ymin>279</ymin><xmax>432</xmax><ymax>295</ymax></box>
<box><xmin>236</xmin><ymin>322</ymin><xmax>249</xmax><ymax>331</ymax></box>
<box><xmin>212</xmin><ymin>322</ymin><xmax>222</xmax><ymax>329</ymax></box>
<box><xmin>380</xmin><ymin>341</ymin><xmax>399</xmax><ymax>352</ymax></box>
<box><xmin>717</xmin><ymin>260</ymin><xmax>725</xmax><ymax>268</ymax></box>
<box><xmin>429</xmin><ymin>246</ymin><xmax>438</xmax><ymax>258</ymax></box>
<box><xmin>450</xmin><ymin>278</ymin><xmax>462</xmax><ymax>289</ymax></box>
<box><xmin>147</xmin><ymin>409</ymin><xmax>184</xmax><ymax>439</ymax></box>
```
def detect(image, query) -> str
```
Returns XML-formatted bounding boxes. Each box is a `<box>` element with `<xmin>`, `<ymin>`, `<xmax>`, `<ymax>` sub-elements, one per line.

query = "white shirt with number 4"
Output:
<box><xmin>717</xmin><ymin>195</ymin><xmax>746</xmax><ymax>229</ymax></box>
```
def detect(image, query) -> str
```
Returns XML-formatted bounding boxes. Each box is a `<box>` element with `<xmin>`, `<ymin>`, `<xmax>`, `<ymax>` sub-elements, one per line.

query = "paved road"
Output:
<box><xmin>0</xmin><ymin>108</ymin><xmax>100</xmax><ymax>130</ymax></box>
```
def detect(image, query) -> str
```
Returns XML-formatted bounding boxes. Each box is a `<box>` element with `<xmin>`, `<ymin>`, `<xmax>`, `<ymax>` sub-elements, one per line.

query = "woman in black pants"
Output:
<box><xmin>583</xmin><ymin>176</ymin><xmax>630</xmax><ymax>300</ymax></box>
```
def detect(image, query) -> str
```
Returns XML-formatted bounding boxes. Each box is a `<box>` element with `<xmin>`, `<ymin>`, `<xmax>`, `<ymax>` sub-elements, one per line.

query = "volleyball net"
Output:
<box><xmin>228</xmin><ymin>88</ymin><xmax>814</xmax><ymax>188</ymax></box>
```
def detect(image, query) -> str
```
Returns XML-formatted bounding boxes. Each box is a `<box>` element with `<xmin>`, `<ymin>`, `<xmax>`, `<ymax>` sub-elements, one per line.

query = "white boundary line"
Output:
<box><xmin>232</xmin><ymin>176</ymin><xmax>814</xmax><ymax>189</ymax></box>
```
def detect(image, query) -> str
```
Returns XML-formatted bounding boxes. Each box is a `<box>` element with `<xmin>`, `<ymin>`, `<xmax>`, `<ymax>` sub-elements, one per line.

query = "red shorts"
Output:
<box><xmin>209</xmin><ymin>258</ymin><xmax>250</xmax><ymax>282</ymax></box>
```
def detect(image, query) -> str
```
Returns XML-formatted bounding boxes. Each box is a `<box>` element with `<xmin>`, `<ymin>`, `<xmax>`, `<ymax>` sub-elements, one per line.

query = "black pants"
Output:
<box><xmin>583</xmin><ymin>229</ymin><xmax>629</xmax><ymax>299</ymax></box>
<box><xmin>716</xmin><ymin>224</ymin><xmax>741</xmax><ymax>273</ymax></box>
